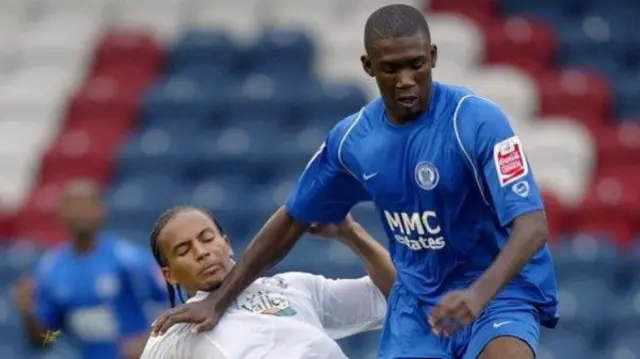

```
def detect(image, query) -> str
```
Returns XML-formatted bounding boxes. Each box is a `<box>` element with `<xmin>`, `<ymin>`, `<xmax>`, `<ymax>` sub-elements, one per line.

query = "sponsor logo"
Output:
<box><xmin>493</xmin><ymin>136</ymin><xmax>528</xmax><ymax>187</ymax></box>
<box><xmin>384</xmin><ymin>210</ymin><xmax>445</xmax><ymax>250</ymax></box>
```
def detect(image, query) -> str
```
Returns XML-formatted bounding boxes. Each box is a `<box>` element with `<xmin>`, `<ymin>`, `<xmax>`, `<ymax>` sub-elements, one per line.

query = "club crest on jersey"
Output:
<box><xmin>493</xmin><ymin>136</ymin><xmax>528</xmax><ymax>187</ymax></box>
<box><xmin>415</xmin><ymin>162</ymin><xmax>439</xmax><ymax>190</ymax></box>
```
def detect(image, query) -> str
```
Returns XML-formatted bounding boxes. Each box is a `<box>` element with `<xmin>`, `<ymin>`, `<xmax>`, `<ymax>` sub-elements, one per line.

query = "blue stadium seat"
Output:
<box><xmin>106</xmin><ymin>175</ymin><xmax>189</xmax><ymax>215</ymax></box>
<box><xmin>226</xmin><ymin>73</ymin><xmax>294</xmax><ymax>125</ymax></box>
<box><xmin>116</xmin><ymin>125</ymin><xmax>213</xmax><ymax>178</ymax></box>
<box><xmin>500</xmin><ymin>0</ymin><xmax>570</xmax><ymax>24</ymax></box>
<box><xmin>168</xmin><ymin>29</ymin><xmax>238</xmax><ymax>72</ymax></box>
<box><xmin>602</xmin><ymin>328</ymin><xmax>640</xmax><ymax>358</ymax></box>
<box><xmin>293</xmin><ymin>82</ymin><xmax>368</xmax><ymax>122</ymax></box>
<box><xmin>539</xmin><ymin>327</ymin><xmax>592</xmax><ymax>359</ymax></box>
<box><xmin>142</xmin><ymin>76</ymin><xmax>227</xmax><ymax>122</ymax></box>
<box><xmin>556</xmin><ymin>275</ymin><xmax>614</xmax><ymax>329</ymax></box>
<box><xmin>552</xmin><ymin>235</ymin><xmax>621</xmax><ymax>284</ymax></box>
<box><xmin>269</xmin><ymin>237</ymin><xmax>366</xmax><ymax>279</ymax></box>
<box><xmin>611</xmin><ymin>75</ymin><xmax>640</xmax><ymax>119</ymax></box>
<box><xmin>250</xmin><ymin>28</ymin><xmax>315</xmax><ymax>82</ymax></box>
<box><xmin>339</xmin><ymin>331</ymin><xmax>381</xmax><ymax>359</ymax></box>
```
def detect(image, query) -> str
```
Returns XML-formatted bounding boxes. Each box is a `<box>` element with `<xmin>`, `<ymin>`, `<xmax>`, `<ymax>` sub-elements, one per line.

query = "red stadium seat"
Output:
<box><xmin>429</xmin><ymin>0</ymin><xmax>496</xmax><ymax>15</ymax></box>
<box><xmin>536</xmin><ymin>70</ymin><xmax>611</xmax><ymax>130</ymax></box>
<box><xmin>14</xmin><ymin>210</ymin><xmax>67</xmax><ymax>244</ymax></box>
<box><xmin>38</xmin><ymin>142</ymin><xmax>116</xmax><ymax>186</ymax></box>
<box><xmin>483</xmin><ymin>18</ymin><xmax>556</xmax><ymax>76</ymax></box>
<box><xmin>92</xmin><ymin>30</ymin><xmax>164</xmax><ymax>75</ymax></box>
<box><xmin>67</xmin><ymin>76</ymin><xmax>142</xmax><ymax>121</ymax></box>
<box><xmin>594</xmin><ymin>123</ymin><xmax>640</xmax><ymax>175</ymax></box>
<box><xmin>0</xmin><ymin>209</ymin><xmax>15</xmax><ymax>239</ymax></box>
<box><xmin>542</xmin><ymin>192</ymin><xmax>567</xmax><ymax>244</ymax></box>
<box><xmin>16</xmin><ymin>183</ymin><xmax>68</xmax><ymax>244</ymax></box>
<box><xmin>567</xmin><ymin>175</ymin><xmax>640</xmax><ymax>247</ymax></box>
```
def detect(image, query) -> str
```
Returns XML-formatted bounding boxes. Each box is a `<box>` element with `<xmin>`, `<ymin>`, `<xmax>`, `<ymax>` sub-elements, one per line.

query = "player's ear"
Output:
<box><xmin>162</xmin><ymin>267</ymin><xmax>177</xmax><ymax>286</ymax></box>
<box><xmin>361</xmin><ymin>55</ymin><xmax>374</xmax><ymax>77</ymax></box>
<box><xmin>430</xmin><ymin>45</ymin><xmax>437</xmax><ymax>68</ymax></box>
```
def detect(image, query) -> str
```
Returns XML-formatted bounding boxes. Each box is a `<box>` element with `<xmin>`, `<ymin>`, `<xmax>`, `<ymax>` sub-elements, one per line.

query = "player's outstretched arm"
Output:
<box><xmin>310</xmin><ymin>215</ymin><xmax>396</xmax><ymax>297</ymax></box>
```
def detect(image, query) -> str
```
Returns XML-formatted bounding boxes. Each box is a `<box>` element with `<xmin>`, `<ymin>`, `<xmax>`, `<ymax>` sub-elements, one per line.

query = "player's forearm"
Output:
<box><xmin>341</xmin><ymin>223</ymin><xmax>396</xmax><ymax>297</ymax></box>
<box><xmin>470</xmin><ymin>210</ymin><xmax>548</xmax><ymax>304</ymax></box>
<box><xmin>20</xmin><ymin>311</ymin><xmax>49</xmax><ymax>347</ymax></box>
<box><xmin>213</xmin><ymin>207</ymin><xmax>308</xmax><ymax>311</ymax></box>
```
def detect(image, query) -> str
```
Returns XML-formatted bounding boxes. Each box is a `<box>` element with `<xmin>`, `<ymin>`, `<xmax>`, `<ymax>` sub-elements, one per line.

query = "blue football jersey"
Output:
<box><xmin>33</xmin><ymin>233</ymin><xmax>167</xmax><ymax>359</ymax></box>
<box><xmin>285</xmin><ymin>82</ymin><xmax>559</xmax><ymax>327</ymax></box>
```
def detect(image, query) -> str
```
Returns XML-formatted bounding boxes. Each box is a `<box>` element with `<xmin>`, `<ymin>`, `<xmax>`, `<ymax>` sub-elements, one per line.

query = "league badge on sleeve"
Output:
<box><xmin>493</xmin><ymin>136</ymin><xmax>529</xmax><ymax>187</ymax></box>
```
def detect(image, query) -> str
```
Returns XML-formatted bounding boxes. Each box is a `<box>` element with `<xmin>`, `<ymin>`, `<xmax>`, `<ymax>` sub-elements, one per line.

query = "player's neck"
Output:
<box><xmin>71</xmin><ymin>234</ymin><xmax>96</xmax><ymax>253</ymax></box>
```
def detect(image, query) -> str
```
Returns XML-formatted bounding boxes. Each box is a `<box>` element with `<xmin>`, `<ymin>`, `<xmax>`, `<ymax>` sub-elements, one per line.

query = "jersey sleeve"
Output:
<box><xmin>285</xmin><ymin>114</ymin><xmax>370</xmax><ymax>224</ymax></box>
<box><xmin>456</xmin><ymin>96</ymin><xmax>544</xmax><ymax>227</ymax></box>
<box><xmin>33</xmin><ymin>255</ymin><xmax>63</xmax><ymax>330</ymax></box>
<box><xmin>115</xmin><ymin>240</ymin><xmax>168</xmax><ymax>303</ymax></box>
<box><xmin>282</xmin><ymin>272</ymin><xmax>386</xmax><ymax>340</ymax></box>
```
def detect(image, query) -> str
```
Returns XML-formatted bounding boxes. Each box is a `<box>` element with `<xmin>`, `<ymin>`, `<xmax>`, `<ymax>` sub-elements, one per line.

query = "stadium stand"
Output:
<box><xmin>0</xmin><ymin>0</ymin><xmax>638</xmax><ymax>358</ymax></box>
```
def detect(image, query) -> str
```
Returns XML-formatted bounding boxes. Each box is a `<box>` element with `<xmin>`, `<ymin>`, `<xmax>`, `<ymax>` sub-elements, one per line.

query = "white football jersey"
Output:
<box><xmin>140</xmin><ymin>272</ymin><xmax>387</xmax><ymax>359</ymax></box>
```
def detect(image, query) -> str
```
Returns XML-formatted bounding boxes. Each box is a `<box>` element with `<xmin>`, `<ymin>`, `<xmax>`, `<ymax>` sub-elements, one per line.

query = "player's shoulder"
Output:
<box><xmin>270</xmin><ymin>271</ymin><xmax>322</xmax><ymax>291</ymax></box>
<box><xmin>35</xmin><ymin>245</ymin><xmax>67</xmax><ymax>279</ymax></box>
<box><xmin>107</xmin><ymin>233</ymin><xmax>149</xmax><ymax>264</ymax></box>
<box><xmin>436</xmin><ymin>87</ymin><xmax>507</xmax><ymax>133</ymax></box>
<box><xmin>327</xmin><ymin>98</ymin><xmax>381</xmax><ymax>140</ymax></box>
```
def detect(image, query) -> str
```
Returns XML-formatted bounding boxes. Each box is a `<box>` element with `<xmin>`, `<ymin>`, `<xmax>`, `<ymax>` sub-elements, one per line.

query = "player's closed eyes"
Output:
<box><xmin>412</xmin><ymin>57</ymin><xmax>426</xmax><ymax>70</ymax></box>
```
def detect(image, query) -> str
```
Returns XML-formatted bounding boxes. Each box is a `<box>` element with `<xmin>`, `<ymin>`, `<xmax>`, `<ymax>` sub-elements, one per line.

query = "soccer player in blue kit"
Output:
<box><xmin>151</xmin><ymin>4</ymin><xmax>559</xmax><ymax>359</ymax></box>
<box><xmin>13</xmin><ymin>180</ymin><xmax>168</xmax><ymax>359</ymax></box>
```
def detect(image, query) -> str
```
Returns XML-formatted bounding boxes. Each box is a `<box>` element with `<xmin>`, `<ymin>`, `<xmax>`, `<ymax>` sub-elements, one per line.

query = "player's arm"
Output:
<box><xmin>462</xmin><ymin>97</ymin><xmax>548</xmax><ymax>305</ymax></box>
<box><xmin>13</xmin><ymin>266</ymin><xmax>64</xmax><ymax>347</ymax></box>
<box><xmin>310</xmin><ymin>215</ymin><xmax>396</xmax><ymax>297</ymax></box>
<box><xmin>151</xmin><ymin>115</ymin><xmax>370</xmax><ymax>335</ymax></box>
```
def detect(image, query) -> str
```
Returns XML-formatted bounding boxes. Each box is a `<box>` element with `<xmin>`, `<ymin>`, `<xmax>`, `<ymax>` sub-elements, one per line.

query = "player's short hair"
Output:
<box><xmin>364</xmin><ymin>4</ymin><xmax>431</xmax><ymax>54</ymax></box>
<box><xmin>149</xmin><ymin>205</ymin><xmax>227</xmax><ymax>307</ymax></box>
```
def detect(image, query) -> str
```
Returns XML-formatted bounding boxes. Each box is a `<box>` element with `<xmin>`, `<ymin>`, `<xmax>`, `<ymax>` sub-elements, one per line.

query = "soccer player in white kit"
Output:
<box><xmin>141</xmin><ymin>205</ymin><xmax>395</xmax><ymax>358</ymax></box>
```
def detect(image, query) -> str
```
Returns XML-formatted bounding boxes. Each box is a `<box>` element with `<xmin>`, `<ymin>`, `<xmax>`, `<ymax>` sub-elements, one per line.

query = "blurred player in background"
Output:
<box><xmin>12</xmin><ymin>180</ymin><xmax>167</xmax><ymax>359</ymax></box>
<box><xmin>151</xmin><ymin>4</ymin><xmax>559</xmax><ymax>359</ymax></box>
<box><xmin>141</xmin><ymin>206</ymin><xmax>392</xmax><ymax>358</ymax></box>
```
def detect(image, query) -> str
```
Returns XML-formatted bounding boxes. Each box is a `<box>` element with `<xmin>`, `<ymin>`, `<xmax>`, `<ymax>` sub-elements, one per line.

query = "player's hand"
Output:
<box><xmin>428</xmin><ymin>289</ymin><xmax>484</xmax><ymax>337</ymax></box>
<box><xmin>308</xmin><ymin>214</ymin><xmax>357</xmax><ymax>241</ymax></box>
<box><xmin>151</xmin><ymin>295</ymin><xmax>223</xmax><ymax>336</ymax></box>
<box><xmin>12</xmin><ymin>275</ymin><xmax>35</xmax><ymax>313</ymax></box>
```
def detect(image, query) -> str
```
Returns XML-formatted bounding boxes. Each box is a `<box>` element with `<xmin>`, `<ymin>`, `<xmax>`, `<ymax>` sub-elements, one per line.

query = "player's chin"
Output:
<box><xmin>199</xmin><ymin>273</ymin><xmax>225</xmax><ymax>291</ymax></box>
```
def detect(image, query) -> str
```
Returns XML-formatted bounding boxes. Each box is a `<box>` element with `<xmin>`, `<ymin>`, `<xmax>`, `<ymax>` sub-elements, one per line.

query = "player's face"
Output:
<box><xmin>361</xmin><ymin>31</ymin><xmax>437</xmax><ymax>123</ymax></box>
<box><xmin>59</xmin><ymin>190</ymin><xmax>104</xmax><ymax>237</ymax></box>
<box><xmin>159</xmin><ymin>210</ymin><xmax>234</xmax><ymax>293</ymax></box>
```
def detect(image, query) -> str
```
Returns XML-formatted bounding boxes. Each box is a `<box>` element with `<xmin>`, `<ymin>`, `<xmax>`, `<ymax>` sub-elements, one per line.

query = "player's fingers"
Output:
<box><xmin>430</xmin><ymin>295</ymin><xmax>462</xmax><ymax>336</ymax></box>
<box><xmin>155</xmin><ymin>311</ymin><xmax>195</xmax><ymax>335</ymax></box>
<box><xmin>151</xmin><ymin>307</ymin><xmax>187</xmax><ymax>335</ymax></box>
<box><xmin>190</xmin><ymin>318</ymin><xmax>216</xmax><ymax>334</ymax></box>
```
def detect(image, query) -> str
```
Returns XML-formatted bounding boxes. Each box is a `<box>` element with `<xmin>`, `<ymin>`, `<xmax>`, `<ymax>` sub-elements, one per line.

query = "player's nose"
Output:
<box><xmin>395</xmin><ymin>69</ymin><xmax>416</xmax><ymax>89</ymax></box>
<box><xmin>192</xmin><ymin>241</ymin><xmax>210</xmax><ymax>260</ymax></box>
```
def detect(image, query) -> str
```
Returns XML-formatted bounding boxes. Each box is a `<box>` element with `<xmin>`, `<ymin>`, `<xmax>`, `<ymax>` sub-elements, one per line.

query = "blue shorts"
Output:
<box><xmin>378</xmin><ymin>282</ymin><xmax>540</xmax><ymax>359</ymax></box>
